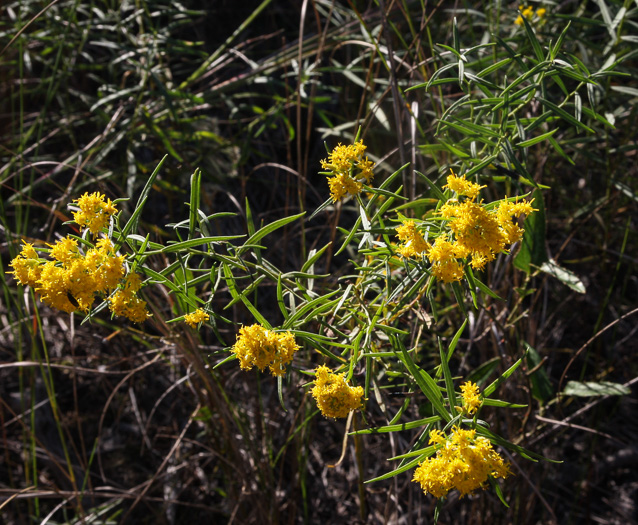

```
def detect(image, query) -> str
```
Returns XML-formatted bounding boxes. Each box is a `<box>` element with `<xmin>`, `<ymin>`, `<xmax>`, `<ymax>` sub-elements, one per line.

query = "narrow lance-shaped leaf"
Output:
<box><xmin>396</xmin><ymin>337</ymin><xmax>450</xmax><ymax>422</ymax></box>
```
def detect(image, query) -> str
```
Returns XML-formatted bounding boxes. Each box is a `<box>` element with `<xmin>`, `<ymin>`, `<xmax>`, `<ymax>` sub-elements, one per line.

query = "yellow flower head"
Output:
<box><xmin>34</xmin><ymin>260</ymin><xmax>80</xmax><ymax>312</ymax></box>
<box><xmin>396</xmin><ymin>220</ymin><xmax>431</xmax><ymax>259</ymax></box>
<box><xmin>92</xmin><ymin>250</ymin><xmax>125</xmax><ymax>293</ymax></box>
<box><xmin>311</xmin><ymin>365</ymin><xmax>364</xmax><ymax>418</ymax></box>
<box><xmin>320</xmin><ymin>140</ymin><xmax>375</xmax><ymax>202</ymax></box>
<box><xmin>9</xmin><ymin>233</ymin><xmax>129</xmax><ymax>314</ymax></box>
<box><xmin>48</xmin><ymin>236</ymin><xmax>81</xmax><ymax>265</ymax></box>
<box><xmin>440</xmin><ymin>200</ymin><xmax>507</xmax><ymax>264</ymax></box>
<box><xmin>413</xmin><ymin>426</ymin><xmax>510</xmax><ymax>498</ymax></box>
<box><xmin>72</xmin><ymin>192</ymin><xmax>118</xmax><ymax>235</ymax></box>
<box><xmin>108</xmin><ymin>272</ymin><xmax>150</xmax><ymax>323</ymax></box>
<box><xmin>460</xmin><ymin>381</ymin><xmax>481</xmax><ymax>415</ymax></box>
<box><xmin>184</xmin><ymin>308</ymin><xmax>210</xmax><ymax>328</ymax></box>
<box><xmin>496</xmin><ymin>198</ymin><xmax>536</xmax><ymax>244</ymax></box>
<box><xmin>231</xmin><ymin>324</ymin><xmax>299</xmax><ymax>377</ymax></box>
<box><xmin>426</xmin><ymin>235</ymin><xmax>465</xmax><ymax>283</ymax></box>
<box><xmin>8</xmin><ymin>242</ymin><xmax>42</xmax><ymax>288</ymax></box>
<box><xmin>515</xmin><ymin>5</ymin><xmax>545</xmax><ymax>25</ymax></box>
<box><xmin>443</xmin><ymin>172</ymin><xmax>485</xmax><ymax>201</ymax></box>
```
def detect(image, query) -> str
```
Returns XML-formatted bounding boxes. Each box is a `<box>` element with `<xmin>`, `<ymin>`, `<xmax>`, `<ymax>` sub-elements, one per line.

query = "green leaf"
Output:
<box><xmin>350</xmin><ymin>416</ymin><xmax>441</xmax><ymax>435</ymax></box>
<box><xmin>425</xmin><ymin>63</ymin><xmax>458</xmax><ymax>90</ymax></box>
<box><xmin>562</xmin><ymin>381</ymin><xmax>631</xmax><ymax>397</ymax></box>
<box><xmin>520</xmin><ymin>13</ymin><xmax>545</xmax><ymax>61</ymax></box>
<box><xmin>277</xmin><ymin>375</ymin><xmax>286</xmax><ymax>411</ymax></box>
<box><xmin>475</xmin><ymin>425</ymin><xmax>559</xmax><ymax>463</ymax></box>
<box><xmin>483</xmin><ymin>356</ymin><xmax>524</xmax><ymax>398</ymax></box>
<box><xmin>526</xmin><ymin>342</ymin><xmax>554</xmax><ymax>404</ymax></box>
<box><xmin>466</xmin><ymin>357</ymin><xmax>501</xmax><ymax>386</ymax></box>
<box><xmin>439</xmin><ymin>337</ymin><xmax>457</xmax><ymax>411</ymax></box>
<box><xmin>309</xmin><ymin>197</ymin><xmax>335</xmax><ymax>221</ymax></box>
<box><xmin>335</xmin><ymin>216</ymin><xmax>362</xmax><ymax>256</ymax></box>
<box><xmin>222</xmin><ymin>264</ymin><xmax>271</xmax><ymax>327</ymax></box>
<box><xmin>547</xmin><ymin>136</ymin><xmax>576</xmax><ymax>165</ymax></box>
<box><xmin>472</xmin><ymin>276</ymin><xmax>502</xmax><ymax>300</ymax></box>
<box><xmin>477</xmin><ymin>57</ymin><xmax>514</xmax><ymax>78</ymax></box>
<box><xmin>238</xmin><ymin>212</ymin><xmax>305</xmax><ymax>255</ymax></box>
<box><xmin>489</xmin><ymin>476</ymin><xmax>510</xmax><ymax>508</ymax></box>
<box><xmin>157</xmin><ymin>236</ymin><xmax>245</xmax><ymax>253</ymax></box>
<box><xmin>396</xmin><ymin>337</ymin><xmax>450</xmax><ymax>422</ymax></box>
<box><xmin>414</xmin><ymin>171</ymin><xmax>447</xmax><ymax>202</ymax></box>
<box><xmin>436</xmin><ymin>43</ymin><xmax>464</xmax><ymax>62</ymax></box>
<box><xmin>502</xmin><ymin>139</ymin><xmax>534</xmax><ymax>183</ymax></box>
<box><xmin>445</xmin><ymin>318</ymin><xmax>467</xmax><ymax>364</ymax></box>
<box><xmin>516</xmin><ymin>129</ymin><xmax>558</xmax><ymax>148</ymax></box>
<box><xmin>441</xmin><ymin>117</ymin><xmax>499</xmax><ymax>138</ymax></box>
<box><xmin>281</xmin><ymin>289</ymin><xmax>341</xmax><ymax>329</ymax></box>
<box><xmin>550</xmin><ymin>22</ymin><xmax>571</xmax><ymax>60</ymax></box>
<box><xmin>481</xmin><ymin>399</ymin><xmax>527</xmax><ymax>408</ymax></box>
<box><xmin>537</xmin><ymin>97</ymin><xmax>595</xmax><ymax>134</ymax></box>
<box><xmin>514</xmin><ymin>189</ymin><xmax>549</xmax><ymax>273</ymax></box>
<box><xmin>117</xmin><ymin>156</ymin><xmax>167</xmax><ymax>250</ymax></box>
<box><xmin>464</xmin><ymin>154</ymin><xmax>499</xmax><ymax>178</ymax></box>
<box><xmin>539</xmin><ymin>259</ymin><xmax>586</xmax><ymax>293</ymax></box>
<box><xmin>364</xmin><ymin>454</ymin><xmax>427</xmax><ymax>484</ymax></box>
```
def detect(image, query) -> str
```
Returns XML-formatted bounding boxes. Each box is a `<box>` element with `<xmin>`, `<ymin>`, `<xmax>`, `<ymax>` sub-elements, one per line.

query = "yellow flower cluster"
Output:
<box><xmin>444</xmin><ymin>173</ymin><xmax>486</xmax><ymax>201</ymax></box>
<box><xmin>426</xmin><ymin>234</ymin><xmax>466</xmax><ymax>283</ymax></box>
<box><xmin>311</xmin><ymin>365</ymin><xmax>364</xmax><ymax>418</ymax></box>
<box><xmin>231</xmin><ymin>324</ymin><xmax>299</xmax><ymax>376</ymax></box>
<box><xmin>10</xmin><ymin>237</ymin><xmax>123</xmax><ymax>313</ymax></box>
<box><xmin>184</xmin><ymin>308</ymin><xmax>210</xmax><ymax>328</ymax></box>
<box><xmin>72</xmin><ymin>192</ymin><xmax>118</xmax><ymax>235</ymax></box>
<box><xmin>396</xmin><ymin>172</ymin><xmax>535</xmax><ymax>282</ymax></box>
<box><xmin>396</xmin><ymin>220</ymin><xmax>430</xmax><ymax>259</ymax></box>
<box><xmin>515</xmin><ymin>5</ymin><xmax>546</xmax><ymax>25</ymax></box>
<box><xmin>108</xmin><ymin>272</ymin><xmax>151</xmax><ymax>323</ymax></box>
<box><xmin>320</xmin><ymin>140</ymin><xmax>374</xmax><ymax>202</ymax></box>
<box><xmin>8</xmin><ymin>194</ymin><xmax>150</xmax><ymax>323</ymax></box>
<box><xmin>413</xmin><ymin>427</ymin><xmax>510</xmax><ymax>498</ymax></box>
<box><xmin>460</xmin><ymin>381</ymin><xmax>481</xmax><ymax>415</ymax></box>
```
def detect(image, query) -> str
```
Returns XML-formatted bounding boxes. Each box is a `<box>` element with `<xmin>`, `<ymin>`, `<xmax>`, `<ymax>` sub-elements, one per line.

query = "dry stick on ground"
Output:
<box><xmin>558</xmin><ymin>306</ymin><xmax>638</xmax><ymax>392</ymax></box>
<box><xmin>96</xmin><ymin>353</ymin><xmax>163</xmax><ymax>482</ymax></box>
<box><xmin>119</xmin><ymin>408</ymin><xmax>196</xmax><ymax>523</ymax></box>
<box><xmin>528</xmin><ymin>376</ymin><xmax>638</xmax><ymax>447</ymax></box>
<box><xmin>502</xmin><ymin>448</ymin><xmax>558</xmax><ymax>525</ymax></box>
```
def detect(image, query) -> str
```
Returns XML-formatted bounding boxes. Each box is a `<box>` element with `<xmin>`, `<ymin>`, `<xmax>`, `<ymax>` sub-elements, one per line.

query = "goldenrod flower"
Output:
<box><xmin>37</xmin><ymin>261</ymin><xmax>77</xmax><ymax>312</ymax></box>
<box><xmin>413</xmin><ymin>427</ymin><xmax>510</xmax><ymax>498</ymax></box>
<box><xmin>496</xmin><ymin>199</ymin><xmax>536</xmax><ymax>244</ymax></box>
<box><xmin>10</xmin><ymin>235</ymin><xmax>126</xmax><ymax>313</ymax></box>
<box><xmin>426</xmin><ymin>172</ymin><xmax>535</xmax><ymax>278</ymax></box>
<box><xmin>460</xmin><ymin>381</ymin><xmax>481</xmax><ymax>415</ymax></box>
<box><xmin>108</xmin><ymin>272</ymin><xmax>150</xmax><ymax>323</ymax></box>
<box><xmin>444</xmin><ymin>172</ymin><xmax>485</xmax><ymax>201</ymax></box>
<box><xmin>426</xmin><ymin>235</ymin><xmax>465</xmax><ymax>283</ymax></box>
<box><xmin>440</xmin><ymin>200</ymin><xmax>507</xmax><ymax>267</ymax></box>
<box><xmin>49</xmin><ymin>236</ymin><xmax>81</xmax><ymax>265</ymax></box>
<box><xmin>231</xmin><ymin>324</ymin><xmax>299</xmax><ymax>376</ymax></box>
<box><xmin>184</xmin><ymin>308</ymin><xmax>209</xmax><ymax>328</ymax></box>
<box><xmin>311</xmin><ymin>365</ymin><xmax>364</xmax><ymax>418</ymax></box>
<box><xmin>8</xmin><ymin>193</ymin><xmax>146</xmax><ymax>322</ymax></box>
<box><xmin>320</xmin><ymin>140</ymin><xmax>374</xmax><ymax>202</ymax></box>
<box><xmin>8</xmin><ymin>242</ymin><xmax>43</xmax><ymax>288</ymax></box>
<box><xmin>92</xmin><ymin>250</ymin><xmax>126</xmax><ymax>293</ymax></box>
<box><xmin>396</xmin><ymin>220</ymin><xmax>431</xmax><ymax>259</ymax></box>
<box><xmin>73</xmin><ymin>192</ymin><xmax>118</xmax><ymax>235</ymax></box>
<box><xmin>515</xmin><ymin>5</ymin><xmax>545</xmax><ymax>25</ymax></box>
